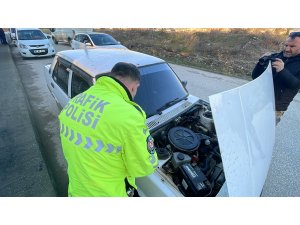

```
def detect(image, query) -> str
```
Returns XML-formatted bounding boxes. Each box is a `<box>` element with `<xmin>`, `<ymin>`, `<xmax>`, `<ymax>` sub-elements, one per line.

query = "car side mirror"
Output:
<box><xmin>47</xmin><ymin>35</ymin><xmax>51</xmax><ymax>39</ymax></box>
<box><xmin>49</xmin><ymin>28</ymin><xmax>56</xmax><ymax>32</ymax></box>
<box><xmin>181</xmin><ymin>80</ymin><xmax>187</xmax><ymax>88</ymax></box>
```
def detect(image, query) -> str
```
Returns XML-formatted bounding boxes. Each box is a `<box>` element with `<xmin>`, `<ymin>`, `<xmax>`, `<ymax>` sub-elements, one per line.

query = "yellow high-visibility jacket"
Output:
<box><xmin>58</xmin><ymin>76</ymin><xmax>158</xmax><ymax>196</ymax></box>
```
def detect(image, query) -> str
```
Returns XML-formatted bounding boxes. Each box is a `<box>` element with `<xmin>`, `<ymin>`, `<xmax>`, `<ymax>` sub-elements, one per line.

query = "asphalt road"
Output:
<box><xmin>10</xmin><ymin>43</ymin><xmax>70</xmax><ymax>196</ymax></box>
<box><xmin>10</xmin><ymin>43</ymin><xmax>300</xmax><ymax>196</ymax></box>
<box><xmin>0</xmin><ymin>45</ymin><xmax>56</xmax><ymax>196</ymax></box>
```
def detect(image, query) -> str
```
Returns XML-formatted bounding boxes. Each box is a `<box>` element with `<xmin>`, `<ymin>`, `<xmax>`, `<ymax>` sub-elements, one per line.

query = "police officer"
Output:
<box><xmin>59</xmin><ymin>62</ymin><xmax>158</xmax><ymax>196</ymax></box>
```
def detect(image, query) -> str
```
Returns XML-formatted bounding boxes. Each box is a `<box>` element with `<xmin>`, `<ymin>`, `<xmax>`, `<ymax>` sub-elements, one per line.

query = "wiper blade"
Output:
<box><xmin>156</xmin><ymin>96</ymin><xmax>188</xmax><ymax>114</ymax></box>
<box><xmin>101</xmin><ymin>43</ymin><xmax>117</xmax><ymax>46</ymax></box>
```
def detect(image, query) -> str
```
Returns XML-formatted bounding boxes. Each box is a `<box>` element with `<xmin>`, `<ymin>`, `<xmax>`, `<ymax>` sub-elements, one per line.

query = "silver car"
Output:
<box><xmin>71</xmin><ymin>32</ymin><xmax>127</xmax><ymax>50</ymax></box>
<box><xmin>16</xmin><ymin>28</ymin><xmax>56</xmax><ymax>58</ymax></box>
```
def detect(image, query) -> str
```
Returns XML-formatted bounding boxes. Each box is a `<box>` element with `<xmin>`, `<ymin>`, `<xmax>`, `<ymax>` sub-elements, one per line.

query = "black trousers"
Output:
<box><xmin>125</xmin><ymin>178</ymin><xmax>140</xmax><ymax>197</ymax></box>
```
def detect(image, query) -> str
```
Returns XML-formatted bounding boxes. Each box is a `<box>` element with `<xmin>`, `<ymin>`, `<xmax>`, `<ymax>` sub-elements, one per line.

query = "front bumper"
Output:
<box><xmin>19</xmin><ymin>46</ymin><xmax>56</xmax><ymax>58</ymax></box>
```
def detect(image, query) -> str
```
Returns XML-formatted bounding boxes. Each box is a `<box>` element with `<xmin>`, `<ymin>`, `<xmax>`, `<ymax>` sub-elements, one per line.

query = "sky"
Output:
<box><xmin>1</xmin><ymin>0</ymin><xmax>298</xmax><ymax>28</ymax></box>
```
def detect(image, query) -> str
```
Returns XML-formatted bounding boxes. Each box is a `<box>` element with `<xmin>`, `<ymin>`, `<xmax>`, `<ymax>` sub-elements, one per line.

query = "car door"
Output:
<box><xmin>51</xmin><ymin>58</ymin><xmax>72</xmax><ymax>108</ymax></box>
<box><xmin>72</xmin><ymin>34</ymin><xmax>80</xmax><ymax>49</ymax></box>
<box><xmin>60</xmin><ymin>28</ymin><xmax>69</xmax><ymax>42</ymax></box>
<box><xmin>54</xmin><ymin>28</ymin><xmax>62</xmax><ymax>42</ymax></box>
<box><xmin>75</xmin><ymin>34</ymin><xmax>85</xmax><ymax>49</ymax></box>
<box><xmin>85</xmin><ymin>35</ymin><xmax>94</xmax><ymax>48</ymax></box>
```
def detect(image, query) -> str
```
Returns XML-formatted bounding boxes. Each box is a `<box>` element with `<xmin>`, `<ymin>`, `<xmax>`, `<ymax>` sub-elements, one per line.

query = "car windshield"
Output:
<box><xmin>89</xmin><ymin>34</ymin><xmax>119</xmax><ymax>46</ymax></box>
<box><xmin>134</xmin><ymin>63</ymin><xmax>188</xmax><ymax>117</ymax></box>
<box><xmin>17</xmin><ymin>30</ymin><xmax>46</xmax><ymax>40</ymax></box>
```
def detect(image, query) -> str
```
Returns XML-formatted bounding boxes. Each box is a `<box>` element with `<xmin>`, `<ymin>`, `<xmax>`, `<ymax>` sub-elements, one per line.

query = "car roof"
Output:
<box><xmin>57</xmin><ymin>48</ymin><xmax>165</xmax><ymax>77</ymax></box>
<box><xmin>75</xmin><ymin>32</ymin><xmax>111</xmax><ymax>36</ymax></box>
<box><xmin>17</xmin><ymin>28</ymin><xmax>40</xmax><ymax>31</ymax></box>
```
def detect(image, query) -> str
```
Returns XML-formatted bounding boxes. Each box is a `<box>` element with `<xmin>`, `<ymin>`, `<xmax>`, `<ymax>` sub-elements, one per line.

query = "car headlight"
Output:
<box><xmin>19</xmin><ymin>44</ymin><xmax>28</xmax><ymax>49</ymax></box>
<box><xmin>45</xmin><ymin>44</ymin><xmax>50</xmax><ymax>48</ymax></box>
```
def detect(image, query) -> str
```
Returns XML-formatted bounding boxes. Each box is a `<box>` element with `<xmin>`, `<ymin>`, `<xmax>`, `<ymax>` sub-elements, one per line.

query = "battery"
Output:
<box><xmin>178</xmin><ymin>163</ymin><xmax>211</xmax><ymax>197</ymax></box>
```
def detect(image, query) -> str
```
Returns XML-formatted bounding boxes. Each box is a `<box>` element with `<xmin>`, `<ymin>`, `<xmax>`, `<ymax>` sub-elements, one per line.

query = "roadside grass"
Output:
<box><xmin>95</xmin><ymin>28</ymin><xmax>290</xmax><ymax>80</ymax></box>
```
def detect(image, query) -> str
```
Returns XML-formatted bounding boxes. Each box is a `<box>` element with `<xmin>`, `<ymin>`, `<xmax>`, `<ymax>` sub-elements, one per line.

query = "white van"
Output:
<box><xmin>4</xmin><ymin>28</ymin><xmax>17</xmax><ymax>46</ymax></box>
<box><xmin>16</xmin><ymin>28</ymin><xmax>56</xmax><ymax>58</ymax></box>
<box><xmin>9</xmin><ymin>28</ymin><xmax>17</xmax><ymax>40</ymax></box>
<box><xmin>50</xmin><ymin>28</ymin><xmax>93</xmax><ymax>45</ymax></box>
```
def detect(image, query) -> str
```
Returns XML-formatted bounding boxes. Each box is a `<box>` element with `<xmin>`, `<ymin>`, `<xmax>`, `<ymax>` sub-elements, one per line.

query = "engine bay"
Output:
<box><xmin>152</xmin><ymin>101</ymin><xmax>225</xmax><ymax>197</ymax></box>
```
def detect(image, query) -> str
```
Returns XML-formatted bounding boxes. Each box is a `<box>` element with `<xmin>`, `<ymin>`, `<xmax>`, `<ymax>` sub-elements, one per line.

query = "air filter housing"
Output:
<box><xmin>168</xmin><ymin>126</ymin><xmax>201</xmax><ymax>154</ymax></box>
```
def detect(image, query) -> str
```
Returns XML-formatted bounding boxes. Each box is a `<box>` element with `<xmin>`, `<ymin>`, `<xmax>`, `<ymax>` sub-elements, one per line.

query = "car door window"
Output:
<box><xmin>78</xmin><ymin>35</ymin><xmax>84</xmax><ymax>43</ymax></box>
<box><xmin>83</xmin><ymin>35</ymin><xmax>89</xmax><ymax>44</ymax></box>
<box><xmin>74</xmin><ymin>35</ymin><xmax>80</xmax><ymax>41</ymax></box>
<box><xmin>52</xmin><ymin>61</ymin><xmax>69</xmax><ymax>94</ymax></box>
<box><xmin>87</xmin><ymin>36</ymin><xmax>93</xmax><ymax>45</ymax></box>
<box><xmin>71</xmin><ymin>71</ymin><xmax>91</xmax><ymax>98</ymax></box>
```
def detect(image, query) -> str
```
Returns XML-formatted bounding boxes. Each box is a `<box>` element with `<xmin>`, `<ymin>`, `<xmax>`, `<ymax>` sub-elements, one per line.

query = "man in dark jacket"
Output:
<box><xmin>0</xmin><ymin>28</ymin><xmax>8</xmax><ymax>45</ymax></box>
<box><xmin>252</xmin><ymin>32</ymin><xmax>300</xmax><ymax>124</ymax></box>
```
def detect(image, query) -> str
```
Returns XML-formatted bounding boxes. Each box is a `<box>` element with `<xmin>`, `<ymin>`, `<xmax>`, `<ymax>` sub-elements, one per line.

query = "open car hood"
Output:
<box><xmin>209</xmin><ymin>63</ymin><xmax>275</xmax><ymax>196</ymax></box>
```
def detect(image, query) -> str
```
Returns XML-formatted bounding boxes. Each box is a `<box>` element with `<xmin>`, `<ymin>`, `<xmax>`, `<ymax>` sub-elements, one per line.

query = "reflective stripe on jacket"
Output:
<box><xmin>58</xmin><ymin>76</ymin><xmax>158</xmax><ymax>196</ymax></box>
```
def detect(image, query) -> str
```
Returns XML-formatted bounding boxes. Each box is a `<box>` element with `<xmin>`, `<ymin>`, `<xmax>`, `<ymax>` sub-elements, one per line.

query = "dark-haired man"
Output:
<box><xmin>0</xmin><ymin>28</ymin><xmax>8</xmax><ymax>45</ymax></box>
<box><xmin>252</xmin><ymin>32</ymin><xmax>300</xmax><ymax>124</ymax></box>
<box><xmin>59</xmin><ymin>62</ymin><xmax>158</xmax><ymax>196</ymax></box>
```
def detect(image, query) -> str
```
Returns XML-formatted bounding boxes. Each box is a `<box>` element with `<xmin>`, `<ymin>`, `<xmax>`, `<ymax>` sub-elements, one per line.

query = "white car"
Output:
<box><xmin>16</xmin><ymin>28</ymin><xmax>55</xmax><ymax>58</ymax></box>
<box><xmin>44</xmin><ymin>48</ymin><xmax>275</xmax><ymax>197</ymax></box>
<box><xmin>71</xmin><ymin>32</ymin><xmax>127</xmax><ymax>50</ymax></box>
<box><xmin>50</xmin><ymin>28</ymin><xmax>93</xmax><ymax>45</ymax></box>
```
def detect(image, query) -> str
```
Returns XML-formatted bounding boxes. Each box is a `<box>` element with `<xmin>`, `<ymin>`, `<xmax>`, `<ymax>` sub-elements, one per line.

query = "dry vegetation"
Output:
<box><xmin>95</xmin><ymin>28</ymin><xmax>291</xmax><ymax>80</ymax></box>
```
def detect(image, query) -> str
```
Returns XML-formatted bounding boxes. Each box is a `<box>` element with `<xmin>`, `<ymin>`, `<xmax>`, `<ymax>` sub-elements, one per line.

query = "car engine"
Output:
<box><xmin>152</xmin><ymin>101</ymin><xmax>225</xmax><ymax>197</ymax></box>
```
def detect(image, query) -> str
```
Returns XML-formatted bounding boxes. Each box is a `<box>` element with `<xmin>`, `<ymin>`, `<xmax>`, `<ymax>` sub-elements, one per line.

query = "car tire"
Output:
<box><xmin>68</xmin><ymin>38</ymin><xmax>72</xmax><ymax>46</ymax></box>
<box><xmin>53</xmin><ymin>37</ymin><xmax>58</xmax><ymax>45</ymax></box>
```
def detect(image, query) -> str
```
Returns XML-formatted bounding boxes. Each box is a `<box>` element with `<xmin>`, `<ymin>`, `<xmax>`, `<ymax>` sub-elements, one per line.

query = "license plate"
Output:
<box><xmin>34</xmin><ymin>49</ymin><xmax>45</xmax><ymax>53</ymax></box>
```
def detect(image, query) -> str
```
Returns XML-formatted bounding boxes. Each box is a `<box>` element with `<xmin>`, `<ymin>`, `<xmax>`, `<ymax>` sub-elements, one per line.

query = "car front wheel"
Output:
<box><xmin>68</xmin><ymin>38</ymin><xmax>72</xmax><ymax>46</ymax></box>
<box><xmin>52</xmin><ymin>37</ymin><xmax>58</xmax><ymax>44</ymax></box>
